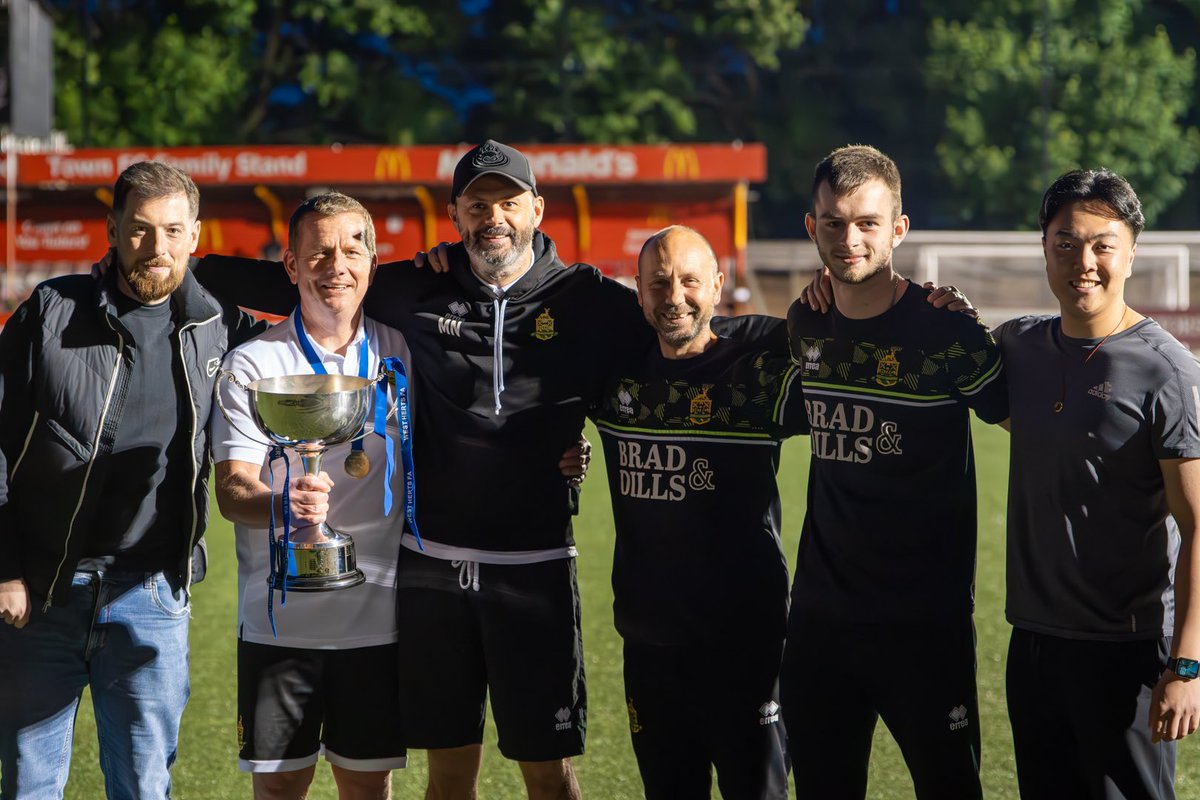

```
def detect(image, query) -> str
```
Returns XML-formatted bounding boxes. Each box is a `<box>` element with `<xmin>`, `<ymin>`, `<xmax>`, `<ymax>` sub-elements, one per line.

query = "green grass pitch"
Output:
<box><xmin>45</xmin><ymin>421</ymin><xmax>1200</xmax><ymax>797</ymax></box>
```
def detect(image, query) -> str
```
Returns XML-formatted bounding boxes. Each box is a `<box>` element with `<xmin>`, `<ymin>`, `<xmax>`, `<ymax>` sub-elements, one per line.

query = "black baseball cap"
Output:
<box><xmin>451</xmin><ymin>140</ymin><xmax>538</xmax><ymax>200</ymax></box>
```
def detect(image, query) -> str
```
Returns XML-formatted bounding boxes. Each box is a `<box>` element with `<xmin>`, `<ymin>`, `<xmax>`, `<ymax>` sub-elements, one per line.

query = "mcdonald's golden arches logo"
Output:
<box><xmin>197</xmin><ymin>219</ymin><xmax>223</xmax><ymax>251</ymax></box>
<box><xmin>374</xmin><ymin>149</ymin><xmax>412</xmax><ymax>181</ymax></box>
<box><xmin>662</xmin><ymin>146</ymin><xmax>700</xmax><ymax>180</ymax></box>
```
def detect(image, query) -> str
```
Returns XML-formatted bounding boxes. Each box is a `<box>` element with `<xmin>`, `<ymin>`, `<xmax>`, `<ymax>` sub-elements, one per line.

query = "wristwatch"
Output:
<box><xmin>1167</xmin><ymin>657</ymin><xmax>1200</xmax><ymax>679</ymax></box>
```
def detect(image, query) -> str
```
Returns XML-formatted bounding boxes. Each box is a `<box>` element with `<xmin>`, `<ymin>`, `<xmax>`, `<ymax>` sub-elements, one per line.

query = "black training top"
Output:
<box><xmin>196</xmin><ymin>234</ymin><xmax>648</xmax><ymax>552</ymax></box>
<box><xmin>787</xmin><ymin>282</ymin><xmax>1007</xmax><ymax>626</ymax></box>
<box><xmin>593</xmin><ymin>325</ymin><xmax>807</xmax><ymax>646</ymax></box>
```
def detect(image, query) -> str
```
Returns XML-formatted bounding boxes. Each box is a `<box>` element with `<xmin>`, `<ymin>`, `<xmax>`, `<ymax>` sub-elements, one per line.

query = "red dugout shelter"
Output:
<box><xmin>0</xmin><ymin>142</ymin><xmax>765</xmax><ymax>310</ymax></box>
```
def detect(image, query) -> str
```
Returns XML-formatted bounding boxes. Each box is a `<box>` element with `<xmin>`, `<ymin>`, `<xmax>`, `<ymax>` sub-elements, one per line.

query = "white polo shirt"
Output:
<box><xmin>212</xmin><ymin>310</ymin><xmax>413</xmax><ymax>649</ymax></box>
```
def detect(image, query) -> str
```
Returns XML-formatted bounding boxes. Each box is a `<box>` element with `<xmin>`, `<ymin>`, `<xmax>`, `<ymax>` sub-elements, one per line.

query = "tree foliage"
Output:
<box><xmin>49</xmin><ymin>0</ymin><xmax>804</xmax><ymax>148</ymax></box>
<box><xmin>42</xmin><ymin>1</ymin><xmax>1200</xmax><ymax>233</ymax></box>
<box><xmin>52</xmin><ymin>0</ymin><xmax>472</xmax><ymax>146</ymax></box>
<box><xmin>483</xmin><ymin>0</ymin><xmax>806</xmax><ymax>142</ymax></box>
<box><xmin>926</xmin><ymin>0</ymin><xmax>1200</xmax><ymax>227</ymax></box>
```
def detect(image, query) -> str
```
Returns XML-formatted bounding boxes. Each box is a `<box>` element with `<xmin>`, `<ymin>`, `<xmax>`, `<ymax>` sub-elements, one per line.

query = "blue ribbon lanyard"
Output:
<box><xmin>376</xmin><ymin>356</ymin><xmax>422</xmax><ymax>550</ymax></box>
<box><xmin>294</xmin><ymin>310</ymin><xmax>371</xmax><ymax>384</ymax></box>
<box><xmin>264</xmin><ymin>311</ymin><xmax>371</xmax><ymax>637</ymax></box>
<box><xmin>265</xmin><ymin>310</ymin><xmax>422</xmax><ymax>637</ymax></box>
<box><xmin>265</xmin><ymin>445</ymin><xmax>291</xmax><ymax>638</ymax></box>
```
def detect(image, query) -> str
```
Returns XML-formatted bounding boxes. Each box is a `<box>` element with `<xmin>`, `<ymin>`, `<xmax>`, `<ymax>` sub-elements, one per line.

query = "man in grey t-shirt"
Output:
<box><xmin>995</xmin><ymin>169</ymin><xmax>1200</xmax><ymax>800</ymax></box>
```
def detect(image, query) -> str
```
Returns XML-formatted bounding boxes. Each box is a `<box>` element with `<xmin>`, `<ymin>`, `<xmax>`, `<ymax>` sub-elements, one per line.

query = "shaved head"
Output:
<box><xmin>636</xmin><ymin>226</ymin><xmax>725</xmax><ymax>358</ymax></box>
<box><xmin>638</xmin><ymin>225</ymin><xmax>719</xmax><ymax>277</ymax></box>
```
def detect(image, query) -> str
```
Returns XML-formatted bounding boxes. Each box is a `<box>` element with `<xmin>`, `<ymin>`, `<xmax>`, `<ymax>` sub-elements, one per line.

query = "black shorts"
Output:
<box><xmin>781</xmin><ymin>616</ymin><xmax>982</xmax><ymax>800</ymax></box>
<box><xmin>623</xmin><ymin>638</ymin><xmax>788</xmax><ymax>800</ymax></box>
<box><xmin>394</xmin><ymin>548</ymin><xmax>586</xmax><ymax>761</ymax></box>
<box><xmin>1007</xmin><ymin>628</ymin><xmax>1175</xmax><ymax>800</ymax></box>
<box><xmin>237</xmin><ymin>640</ymin><xmax>407</xmax><ymax>773</ymax></box>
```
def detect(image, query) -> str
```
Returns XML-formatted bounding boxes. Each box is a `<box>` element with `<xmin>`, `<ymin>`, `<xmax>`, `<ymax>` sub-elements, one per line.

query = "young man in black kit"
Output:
<box><xmin>782</xmin><ymin>145</ymin><xmax>1007</xmax><ymax>799</ymax></box>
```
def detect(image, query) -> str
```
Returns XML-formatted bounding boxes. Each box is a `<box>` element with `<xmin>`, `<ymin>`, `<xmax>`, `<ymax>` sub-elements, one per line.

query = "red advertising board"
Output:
<box><xmin>17</xmin><ymin>143</ymin><xmax>764</xmax><ymax>188</ymax></box>
<box><xmin>0</xmin><ymin>143</ymin><xmax>765</xmax><ymax>313</ymax></box>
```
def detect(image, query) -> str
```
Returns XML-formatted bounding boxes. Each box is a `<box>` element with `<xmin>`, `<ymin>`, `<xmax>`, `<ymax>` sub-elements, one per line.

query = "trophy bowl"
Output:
<box><xmin>248</xmin><ymin>374</ymin><xmax>374</xmax><ymax>446</ymax></box>
<box><xmin>241</xmin><ymin>373</ymin><xmax>376</xmax><ymax>591</ymax></box>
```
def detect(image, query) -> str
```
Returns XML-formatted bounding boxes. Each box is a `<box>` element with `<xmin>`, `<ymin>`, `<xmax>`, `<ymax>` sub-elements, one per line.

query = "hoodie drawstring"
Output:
<box><xmin>492</xmin><ymin>297</ymin><xmax>508</xmax><ymax>414</ymax></box>
<box><xmin>453</xmin><ymin>559</ymin><xmax>480</xmax><ymax>592</ymax></box>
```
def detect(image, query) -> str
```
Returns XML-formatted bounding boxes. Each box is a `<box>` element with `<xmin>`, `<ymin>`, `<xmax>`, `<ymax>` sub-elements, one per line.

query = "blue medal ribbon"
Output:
<box><xmin>377</xmin><ymin>357</ymin><xmax>422</xmax><ymax>550</ymax></box>
<box><xmin>262</xmin><ymin>310</ymin><xmax>371</xmax><ymax>635</ymax></box>
<box><xmin>264</xmin><ymin>310</ymin><xmax>421</xmax><ymax>636</ymax></box>
<box><xmin>294</xmin><ymin>310</ymin><xmax>371</xmax><ymax>384</ymax></box>
<box><xmin>265</xmin><ymin>445</ymin><xmax>291</xmax><ymax>639</ymax></box>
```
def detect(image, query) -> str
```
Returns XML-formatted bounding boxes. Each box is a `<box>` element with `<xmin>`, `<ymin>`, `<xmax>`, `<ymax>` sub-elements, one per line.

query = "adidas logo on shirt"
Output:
<box><xmin>1088</xmin><ymin>381</ymin><xmax>1112</xmax><ymax>400</ymax></box>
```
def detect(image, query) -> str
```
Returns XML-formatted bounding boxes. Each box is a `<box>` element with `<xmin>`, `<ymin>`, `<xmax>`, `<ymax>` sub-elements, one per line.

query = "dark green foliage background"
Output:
<box><xmin>46</xmin><ymin>0</ymin><xmax>1200</xmax><ymax>233</ymax></box>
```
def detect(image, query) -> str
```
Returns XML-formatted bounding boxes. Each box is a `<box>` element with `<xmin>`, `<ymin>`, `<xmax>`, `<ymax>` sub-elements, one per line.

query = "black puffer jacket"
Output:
<box><xmin>0</xmin><ymin>263</ymin><xmax>265</xmax><ymax>609</ymax></box>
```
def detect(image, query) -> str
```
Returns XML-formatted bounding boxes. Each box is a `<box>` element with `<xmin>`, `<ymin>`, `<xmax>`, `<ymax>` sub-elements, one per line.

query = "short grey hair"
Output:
<box><xmin>288</xmin><ymin>192</ymin><xmax>376</xmax><ymax>256</ymax></box>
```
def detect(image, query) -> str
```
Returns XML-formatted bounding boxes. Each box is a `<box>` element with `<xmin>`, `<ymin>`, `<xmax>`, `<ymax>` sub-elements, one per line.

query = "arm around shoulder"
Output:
<box><xmin>949</xmin><ymin>314</ymin><xmax>1008</xmax><ymax>424</ymax></box>
<box><xmin>194</xmin><ymin>253</ymin><xmax>296</xmax><ymax>315</ymax></box>
<box><xmin>362</xmin><ymin>257</ymin><xmax>423</xmax><ymax>330</ymax></box>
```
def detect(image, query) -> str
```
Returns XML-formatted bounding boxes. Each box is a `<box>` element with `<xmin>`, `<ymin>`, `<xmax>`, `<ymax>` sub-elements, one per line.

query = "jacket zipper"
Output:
<box><xmin>177</xmin><ymin>312</ymin><xmax>219</xmax><ymax>596</ymax></box>
<box><xmin>9</xmin><ymin>410</ymin><xmax>40</xmax><ymax>481</ymax></box>
<box><xmin>43</xmin><ymin>319</ymin><xmax>125</xmax><ymax>611</ymax></box>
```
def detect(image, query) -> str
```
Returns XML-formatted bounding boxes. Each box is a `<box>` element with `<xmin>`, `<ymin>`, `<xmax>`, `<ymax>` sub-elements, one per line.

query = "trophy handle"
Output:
<box><xmin>345</xmin><ymin>369</ymin><xmax>400</xmax><ymax>442</ymax></box>
<box><xmin>214</xmin><ymin>369</ymin><xmax>276</xmax><ymax>448</ymax></box>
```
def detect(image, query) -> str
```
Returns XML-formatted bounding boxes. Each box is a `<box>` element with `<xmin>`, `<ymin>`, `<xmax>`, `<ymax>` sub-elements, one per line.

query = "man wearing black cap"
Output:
<box><xmin>195</xmin><ymin>141</ymin><xmax>649</xmax><ymax>800</ymax></box>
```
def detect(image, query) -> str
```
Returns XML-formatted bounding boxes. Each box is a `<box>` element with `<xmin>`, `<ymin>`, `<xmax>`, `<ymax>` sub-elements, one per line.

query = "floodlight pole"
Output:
<box><xmin>4</xmin><ymin>138</ymin><xmax>14</xmax><ymax>306</ymax></box>
<box><xmin>2</xmin><ymin>131</ymin><xmax>73</xmax><ymax>307</ymax></box>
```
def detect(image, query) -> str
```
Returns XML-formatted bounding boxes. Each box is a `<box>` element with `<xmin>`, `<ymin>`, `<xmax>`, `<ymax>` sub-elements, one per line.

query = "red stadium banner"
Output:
<box><xmin>17</xmin><ymin>143</ymin><xmax>764</xmax><ymax>188</ymax></box>
<box><xmin>0</xmin><ymin>143</ymin><xmax>764</xmax><ymax>314</ymax></box>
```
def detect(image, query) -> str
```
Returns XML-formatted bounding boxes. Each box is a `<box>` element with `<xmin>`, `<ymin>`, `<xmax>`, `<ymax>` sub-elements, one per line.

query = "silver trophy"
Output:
<box><xmin>217</xmin><ymin>372</ymin><xmax>377</xmax><ymax>591</ymax></box>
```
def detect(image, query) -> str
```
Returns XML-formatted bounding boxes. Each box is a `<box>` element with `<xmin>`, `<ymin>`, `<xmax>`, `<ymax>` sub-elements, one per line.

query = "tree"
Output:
<box><xmin>51</xmin><ymin>0</ymin><xmax>464</xmax><ymax>147</ymax></box>
<box><xmin>474</xmin><ymin>0</ymin><xmax>806</xmax><ymax>143</ymax></box>
<box><xmin>49</xmin><ymin>0</ymin><xmax>805</xmax><ymax>149</ymax></box>
<box><xmin>925</xmin><ymin>0</ymin><xmax>1200</xmax><ymax>227</ymax></box>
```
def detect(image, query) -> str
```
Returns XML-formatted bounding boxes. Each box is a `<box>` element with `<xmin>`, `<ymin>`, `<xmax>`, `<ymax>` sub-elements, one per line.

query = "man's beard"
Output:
<box><xmin>649</xmin><ymin>303</ymin><xmax>712</xmax><ymax>348</ymax></box>
<box><xmin>119</xmin><ymin>257</ymin><xmax>185</xmax><ymax>303</ymax></box>
<box><xmin>463</xmin><ymin>223</ymin><xmax>535</xmax><ymax>281</ymax></box>
<box><xmin>820</xmin><ymin>244</ymin><xmax>893</xmax><ymax>285</ymax></box>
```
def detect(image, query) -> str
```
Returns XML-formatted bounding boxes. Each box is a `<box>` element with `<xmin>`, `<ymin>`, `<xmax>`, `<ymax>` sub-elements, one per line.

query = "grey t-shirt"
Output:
<box><xmin>997</xmin><ymin>315</ymin><xmax>1200</xmax><ymax>640</ymax></box>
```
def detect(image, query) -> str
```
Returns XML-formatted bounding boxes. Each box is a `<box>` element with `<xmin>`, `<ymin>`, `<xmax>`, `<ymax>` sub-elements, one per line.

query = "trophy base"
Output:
<box><xmin>276</xmin><ymin>523</ymin><xmax>366</xmax><ymax>593</ymax></box>
<box><xmin>282</xmin><ymin>569</ymin><xmax>366</xmax><ymax>592</ymax></box>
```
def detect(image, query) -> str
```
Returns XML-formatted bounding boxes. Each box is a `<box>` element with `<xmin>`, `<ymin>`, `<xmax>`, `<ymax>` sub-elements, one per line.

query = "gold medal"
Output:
<box><xmin>344</xmin><ymin>449</ymin><xmax>370</xmax><ymax>479</ymax></box>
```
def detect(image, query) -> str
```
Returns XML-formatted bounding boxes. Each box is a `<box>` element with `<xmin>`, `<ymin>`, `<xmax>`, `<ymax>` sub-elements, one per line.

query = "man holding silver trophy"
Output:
<box><xmin>211</xmin><ymin>192</ymin><xmax>415</xmax><ymax>800</ymax></box>
<box><xmin>206</xmin><ymin>186</ymin><xmax>590</xmax><ymax>799</ymax></box>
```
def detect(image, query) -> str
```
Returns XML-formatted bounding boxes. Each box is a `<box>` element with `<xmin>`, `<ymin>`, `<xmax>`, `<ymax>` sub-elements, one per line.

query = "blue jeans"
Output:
<box><xmin>0</xmin><ymin>570</ymin><xmax>191</xmax><ymax>800</ymax></box>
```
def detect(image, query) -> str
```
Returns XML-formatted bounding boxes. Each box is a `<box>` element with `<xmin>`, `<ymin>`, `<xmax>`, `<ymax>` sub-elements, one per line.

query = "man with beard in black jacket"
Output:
<box><xmin>0</xmin><ymin>161</ymin><xmax>266</xmax><ymax>799</ymax></box>
<box><xmin>195</xmin><ymin>141</ymin><xmax>649</xmax><ymax>800</ymax></box>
